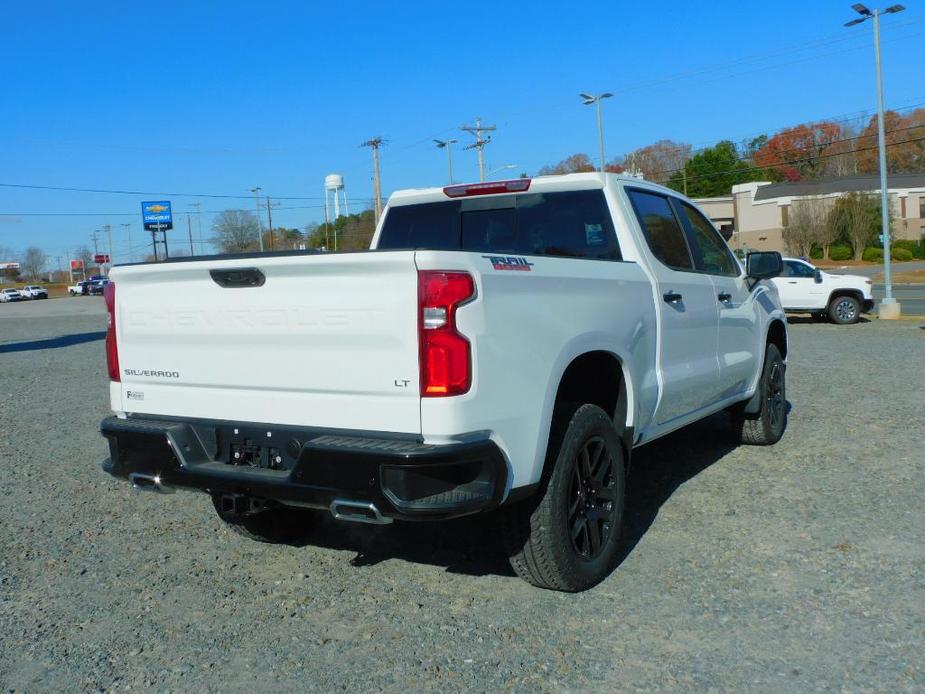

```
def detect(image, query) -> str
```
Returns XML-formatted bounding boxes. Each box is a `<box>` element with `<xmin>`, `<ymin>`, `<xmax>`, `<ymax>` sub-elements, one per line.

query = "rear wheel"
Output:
<box><xmin>502</xmin><ymin>403</ymin><xmax>626</xmax><ymax>592</ymax></box>
<box><xmin>828</xmin><ymin>295</ymin><xmax>861</xmax><ymax>324</ymax></box>
<box><xmin>211</xmin><ymin>494</ymin><xmax>315</xmax><ymax>544</ymax></box>
<box><xmin>731</xmin><ymin>343</ymin><xmax>787</xmax><ymax>445</ymax></box>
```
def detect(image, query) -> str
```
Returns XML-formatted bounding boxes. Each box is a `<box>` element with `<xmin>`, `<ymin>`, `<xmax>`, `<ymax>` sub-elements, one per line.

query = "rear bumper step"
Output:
<box><xmin>100</xmin><ymin>415</ymin><xmax>507</xmax><ymax>521</ymax></box>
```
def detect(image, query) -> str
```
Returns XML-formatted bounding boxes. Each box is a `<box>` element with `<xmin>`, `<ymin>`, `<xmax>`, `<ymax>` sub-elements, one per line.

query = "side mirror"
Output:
<box><xmin>814</xmin><ymin>269</ymin><xmax>823</xmax><ymax>284</ymax></box>
<box><xmin>746</xmin><ymin>251</ymin><xmax>783</xmax><ymax>280</ymax></box>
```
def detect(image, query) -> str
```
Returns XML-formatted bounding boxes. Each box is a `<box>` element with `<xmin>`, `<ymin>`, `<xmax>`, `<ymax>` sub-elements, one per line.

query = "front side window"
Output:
<box><xmin>783</xmin><ymin>260</ymin><xmax>816</xmax><ymax>278</ymax></box>
<box><xmin>378</xmin><ymin>190</ymin><xmax>621</xmax><ymax>261</ymax></box>
<box><xmin>678</xmin><ymin>203</ymin><xmax>739</xmax><ymax>276</ymax></box>
<box><xmin>626</xmin><ymin>189</ymin><xmax>693</xmax><ymax>270</ymax></box>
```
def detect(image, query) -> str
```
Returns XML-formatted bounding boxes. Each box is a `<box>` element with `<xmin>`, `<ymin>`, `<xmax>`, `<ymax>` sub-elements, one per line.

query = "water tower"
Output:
<box><xmin>324</xmin><ymin>173</ymin><xmax>349</xmax><ymax>223</ymax></box>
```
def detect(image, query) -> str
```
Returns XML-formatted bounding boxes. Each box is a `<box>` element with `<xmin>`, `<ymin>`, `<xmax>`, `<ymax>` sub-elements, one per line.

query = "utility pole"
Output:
<box><xmin>190</xmin><ymin>202</ymin><xmax>203</xmax><ymax>254</ymax></box>
<box><xmin>103</xmin><ymin>224</ymin><xmax>113</xmax><ymax>275</ymax></box>
<box><xmin>434</xmin><ymin>139</ymin><xmax>458</xmax><ymax>184</ymax></box>
<box><xmin>844</xmin><ymin>3</ymin><xmax>904</xmax><ymax>319</ymax></box>
<box><xmin>90</xmin><ymin>230</ymin><xmax>101</xmax><ymax>257</ymax></box>
<box><xmin>362</xmin><ymin>138</ymin><xmax>385</xmax><ymax>223</ymax></box>
<box><xmin>120</xmin><ymin>223</ymin><xmax>132</xmax><ymax>263</ymax></box>
<box><xmin>187</xmin><ymin>214</ymin><xmax>195</xmax><ymax>255</ymax></box>
<box><xmin>461</xmin><ymin>117</ymin><xmax>496</xmax><ymax>182</ymax></box>
<box><xmin>265</xmin><ymin>196</ymin><xmax>280</xmax><ymax>250</ymax></box>
<box><xmin>250</xmin><ymin>187</ymin><xmax>265</xmax><ymax>251</ymax></box>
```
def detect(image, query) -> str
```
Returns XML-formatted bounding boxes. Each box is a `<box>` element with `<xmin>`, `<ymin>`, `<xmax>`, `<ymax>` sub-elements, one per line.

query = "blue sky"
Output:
<box><xmin>2</xmin><ymin>0</ymin><xmax>924</xmax><ymax>264</ymax></box>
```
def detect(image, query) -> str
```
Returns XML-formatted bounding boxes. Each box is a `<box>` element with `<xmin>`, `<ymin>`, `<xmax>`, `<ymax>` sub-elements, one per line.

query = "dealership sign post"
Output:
<box><xmin>142</xmin><ymin>201</ymin><xmax>173</xmax><ymax>261</ymax></box>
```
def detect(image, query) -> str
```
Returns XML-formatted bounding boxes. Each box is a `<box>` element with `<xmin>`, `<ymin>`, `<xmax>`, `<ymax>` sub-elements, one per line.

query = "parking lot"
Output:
<box><xmin>1</xmin><ymin>300</ymin><xmax>923</xmax><ymax>692</ymax></box>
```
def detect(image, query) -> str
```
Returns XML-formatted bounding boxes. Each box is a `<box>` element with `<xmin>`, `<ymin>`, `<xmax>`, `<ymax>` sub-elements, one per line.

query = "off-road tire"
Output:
<box><xmin>501</xmin><ymin>403</ymin><xmax>626</xmax><ymax>592</ymax></box>
<box><xmin>828</xmin><ymin>294</ymin><xmax>861</xmax><ymax>324</ymax></box>
<box><xmin>211</xmin><ymin>495</ymin><xmax>315</xmax><ymax>544</ymax></box>
<box><xmin>732</xmin><ymin>343</ymin><xmax>787</xmax><ymax>445</ymax></box>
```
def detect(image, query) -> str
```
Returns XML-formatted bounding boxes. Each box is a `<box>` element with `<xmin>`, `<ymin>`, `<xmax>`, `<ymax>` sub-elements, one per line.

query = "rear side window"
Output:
<box><xmin>378</xmin><ymin>190</ymin><xmax>621</xmax><ymax>261</ymax></box>
<box><xmin>626</xmin><ymin>189</ymin><xmax>693</xmax><ymax>270</ymax></box>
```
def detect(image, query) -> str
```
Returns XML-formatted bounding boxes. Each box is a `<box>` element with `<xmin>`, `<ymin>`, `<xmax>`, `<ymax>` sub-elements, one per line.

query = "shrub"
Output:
<box><xmin>892</xmin><ymin>247</ymin><xmax>914</xmax><ymax>261</ymax></box>
<box><xmin>862</xmin><ymin>247</ymin><xmax>883</xmax><ymax>262</ymax></box>
<box><xmin>809</xmin><ymin>245</ymin><xmax>824</xmax><ymax>259</ymax></box>
<box><xmin>828</xmin><ymin>245</ymin><xmax>852</xmax><ymax>261</ymax></box>
<box><xmin>892</xmin><ymin>239</ymin><xmax>925</xmax><ymax>259</ymax></box>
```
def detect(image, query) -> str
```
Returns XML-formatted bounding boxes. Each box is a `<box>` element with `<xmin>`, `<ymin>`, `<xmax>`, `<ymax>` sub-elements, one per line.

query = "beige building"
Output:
<box><xmin>696</xmin><ymin>174</ymin><xmax>925</xmax><ymax>253</ymax></box>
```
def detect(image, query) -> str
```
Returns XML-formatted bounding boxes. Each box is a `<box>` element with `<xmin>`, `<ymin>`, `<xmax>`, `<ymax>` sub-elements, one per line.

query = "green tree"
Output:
<box><xmin>667</xmin><ymin>141</ymin><xmax>760</xmax><ymax>197</ymax></box>
<box><xmin>829</xmin><ymin>193</ymin><xmax>884</xmax><ymax>261</ymax></box>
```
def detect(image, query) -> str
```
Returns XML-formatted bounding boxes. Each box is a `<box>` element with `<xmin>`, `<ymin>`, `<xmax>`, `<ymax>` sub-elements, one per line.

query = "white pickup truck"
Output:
<box><xmin>771</xmin><ymin>257</ymin><xmax>874</xmax><ymax>324</ymax></box>
<box><xmin>100</xmin><ymin>173</ymin><xmax>789</xmax><ymax>591</ymax></box>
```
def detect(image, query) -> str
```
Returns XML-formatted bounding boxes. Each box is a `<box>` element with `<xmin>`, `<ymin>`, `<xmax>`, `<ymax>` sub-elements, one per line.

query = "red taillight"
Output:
<box><xmin>418</xmin><ymin>271</ymin><xmax>474</xmax><ymax>397</ymax></box>
<box><xmin>104</xmin><ymin>282</ymin><xmax>120</xmax><ymax>381</ymax></box>
<box><xmin>443</xmin><ymin>178</ymin><xmax>531</xmax><ymax>198</ymax></box>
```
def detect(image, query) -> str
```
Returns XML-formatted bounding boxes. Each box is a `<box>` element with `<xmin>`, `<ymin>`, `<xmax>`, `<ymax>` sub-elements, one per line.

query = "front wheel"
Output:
<box><xmin>731</xmin><ymin>343</ymin><xmax>787</xmax><ymax>445</ymax></box>
<box><xmin>502</xmin><ymin>403</ymin><xmax>626</xmax><ymax>592</ymax></box>
<box><xmin>828</xmin><ymin>295</ymin><xmax>861</xmax><ymax>324</ymax></box>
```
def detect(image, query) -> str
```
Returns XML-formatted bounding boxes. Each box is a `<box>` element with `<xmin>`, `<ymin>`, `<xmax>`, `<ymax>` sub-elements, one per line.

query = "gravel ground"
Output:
<box><xmin>1</xmin><ymin>300</ymin><xmax>923</xmax><ymax>692</ymax></box>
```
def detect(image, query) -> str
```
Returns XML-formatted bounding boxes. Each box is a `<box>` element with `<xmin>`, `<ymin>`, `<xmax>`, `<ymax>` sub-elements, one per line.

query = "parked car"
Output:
<box><xmin>771</xmin><ymin>257</ymin><xmax>874</xmax><ymax>324</ymax></box>
<box><xmin>1</xmin><ymin>288</ymin><xmax>25</xmax><ymax>302</ymax></box>
<box><xmin>88</xmin><ymin>279</ymin><xmax>110</xmax><ymax>295</ymax></box>
<box><xmin>99</xmin><ymin>173</ymin><xmax>788</xmax><ymax>591</ymax></box>
<box><xmin>20</xmin><ymin>285</ymin><xmax>48</xmax><ymax>299</ymax></box>
<box><xmin>68</xmin><ymin>281</ymin><xmax>90</xmax><ymax>296</ymax></box>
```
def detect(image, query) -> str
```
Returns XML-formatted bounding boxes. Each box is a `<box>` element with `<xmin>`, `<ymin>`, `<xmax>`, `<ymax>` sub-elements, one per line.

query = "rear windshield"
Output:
<box><xmin>377</xmin><ymin>189</ymin><xmax>621</xmax><ymax>261</ymax></box>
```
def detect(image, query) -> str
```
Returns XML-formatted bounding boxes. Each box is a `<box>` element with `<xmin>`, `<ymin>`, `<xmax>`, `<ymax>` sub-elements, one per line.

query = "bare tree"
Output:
<box><xmin>20</xmin><ymin>246</ymin><xmax>48</xmax><ymax>280</ymax></box>
<box><xmin>75</xmin><ymin>246</ymin><xmax>95</xmax><ymax>277</ymax></box>
<box><xmin>784</xmin><ymin>197</ymin><xmax>829</xmax><ymax>258</ymax></box>
<box><xmin>621</xmin><ymin>140</ymin><xmax>692</xmax><ymax>183</ymax></box>
<box><xmin>211</xmin><ymin>210</ymin><xmax>260</xmax><ymax>253</ymax></box>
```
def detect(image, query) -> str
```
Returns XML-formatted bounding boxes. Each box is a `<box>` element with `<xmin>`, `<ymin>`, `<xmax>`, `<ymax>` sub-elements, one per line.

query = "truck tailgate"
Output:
<box><xmin>110</xmin><ymin>251</ymin><xmax>421</xmax><ymax>434</ymax></box>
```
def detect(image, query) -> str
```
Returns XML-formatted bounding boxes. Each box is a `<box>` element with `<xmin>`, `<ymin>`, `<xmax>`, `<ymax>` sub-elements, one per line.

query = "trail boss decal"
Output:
<box><xmin>482</xmin><ymin>255</ymin><xmax>534</xmax><ymax>271</ymax></box>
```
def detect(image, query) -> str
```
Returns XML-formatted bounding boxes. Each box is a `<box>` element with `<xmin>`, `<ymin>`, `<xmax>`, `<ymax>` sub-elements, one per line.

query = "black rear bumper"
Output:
<box><xmin>100</xmin><ymin>415</ymin><xmax>507</xmax><ymax>521</ymax></box>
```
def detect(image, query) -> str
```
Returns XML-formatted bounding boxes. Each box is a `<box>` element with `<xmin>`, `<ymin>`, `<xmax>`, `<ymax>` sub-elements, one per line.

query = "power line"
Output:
<box><xmin>0</xmin><ymin>182</ymin><xmax>329</xmax><ymax>201</ymax></box>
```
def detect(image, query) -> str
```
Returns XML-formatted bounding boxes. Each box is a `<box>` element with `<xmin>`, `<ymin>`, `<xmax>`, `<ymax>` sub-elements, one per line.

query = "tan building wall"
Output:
<box><xmin>696</xmin><ymin>180</ymin><xmax>925</xmax><ymax>253</ymax></box>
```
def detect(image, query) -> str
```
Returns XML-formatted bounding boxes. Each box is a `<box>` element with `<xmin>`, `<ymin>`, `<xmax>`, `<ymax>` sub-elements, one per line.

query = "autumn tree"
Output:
<box><xmin>856</xmin><ymin>109</ymin><xmax>925</xmax><ymax>174</ymax></box>
<box><xmin>538</xmin><ymin>153</ymin><xmax>597</xmax><ymax>175</ymax></box>
<box><xmin>753</xmin><ymin>122</ymin><xmax>843</xmax><ymax>181</ymax></box>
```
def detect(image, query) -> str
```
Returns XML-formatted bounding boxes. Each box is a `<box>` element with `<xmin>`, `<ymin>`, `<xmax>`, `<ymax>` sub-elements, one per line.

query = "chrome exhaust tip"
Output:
<box><xmin>329</xmin><ymin>499</ymin><xmax>392</xmax><ymax>525</ymax></box>
<box><xmin>128</xmin><ymin>472</ymin><xmax>175</xmax><ymax>494</ymax></box>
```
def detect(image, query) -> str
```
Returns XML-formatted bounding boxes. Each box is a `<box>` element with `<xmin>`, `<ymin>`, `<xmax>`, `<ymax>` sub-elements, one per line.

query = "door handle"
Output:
<box><xmin>717</xmin><ymin>292</ymin><xmax>732</xmax><ymax>302</ymax></box>
<box><xmin>209</xmin><ymin>267</ymin><xmax>266</xmax><ymax>288</ymax></box>
<box><xmin>663</xmin><ymin>291</ymin><xmax>683</xmax><ymax>304</ymax></box>
<box><xmin>787</xmin><ymin>281</ymin><xmax>798</xmax><ymax>284</ymax></box>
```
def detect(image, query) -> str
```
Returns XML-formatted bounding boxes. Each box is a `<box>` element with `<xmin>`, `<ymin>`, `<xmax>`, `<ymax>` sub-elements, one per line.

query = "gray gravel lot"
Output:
<box><xmin>1</xmin><ymin>301</ymin><xmax>924</xmax><ymax>692</ymax></box>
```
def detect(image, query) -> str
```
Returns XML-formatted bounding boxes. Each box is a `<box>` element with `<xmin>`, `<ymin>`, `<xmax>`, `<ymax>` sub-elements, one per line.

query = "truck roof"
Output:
<box><xmin>387</xmin><ymin>172</ymin><xmax>670</xmax><ymax>207</ymax></box>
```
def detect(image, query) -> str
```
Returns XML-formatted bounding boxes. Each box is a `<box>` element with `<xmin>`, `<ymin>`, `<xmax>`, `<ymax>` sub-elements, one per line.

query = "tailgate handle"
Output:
<box><xmin>209</xmin><ymin>268</ymin><xmax>265</xmax><ymax>288</ymax></box>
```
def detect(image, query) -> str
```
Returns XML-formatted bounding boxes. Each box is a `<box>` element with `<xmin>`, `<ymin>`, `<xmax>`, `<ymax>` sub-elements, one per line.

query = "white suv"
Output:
<box><xmin>772</xmin><ymin>257</ymin><xmax>874</xmax><ymax>324</ymax></box>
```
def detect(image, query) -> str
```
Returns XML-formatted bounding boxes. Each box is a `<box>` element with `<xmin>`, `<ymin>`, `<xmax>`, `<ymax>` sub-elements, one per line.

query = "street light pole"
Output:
<box><xmin>434</xmin><ymin>139</ymin><xmax>458</xmax><ymax>184</ymax></box>
<box><xmin>845</xmin><ymin>3</ymin><xmax>904</xmax><ymax>319</ymax></box>
<box><xmin>580</xmin><ymin>92</ymin><xmax>613</xmax><ymax>172</ymax></box>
